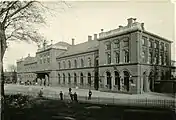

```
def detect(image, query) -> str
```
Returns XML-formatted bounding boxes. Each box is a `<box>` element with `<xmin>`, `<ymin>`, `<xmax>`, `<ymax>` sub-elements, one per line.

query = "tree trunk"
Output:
<box><xmin>0</xmin><ymin>22</ymin><xmax>6</xmax><ymax>120</ymax></box>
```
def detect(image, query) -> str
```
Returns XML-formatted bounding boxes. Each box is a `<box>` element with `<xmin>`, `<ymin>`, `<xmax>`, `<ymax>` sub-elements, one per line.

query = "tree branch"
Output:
<box><xmin>6</xmin><ymin>1</ymin><xmax>34</xmax><ymax>20</ymax></box>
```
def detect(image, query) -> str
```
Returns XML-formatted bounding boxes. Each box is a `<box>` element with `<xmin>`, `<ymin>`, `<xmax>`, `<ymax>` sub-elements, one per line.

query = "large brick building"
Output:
<box><xmin>17</xmin><ymin>18</ymin><xmax>173</xmax><ymax>94</ymax></box>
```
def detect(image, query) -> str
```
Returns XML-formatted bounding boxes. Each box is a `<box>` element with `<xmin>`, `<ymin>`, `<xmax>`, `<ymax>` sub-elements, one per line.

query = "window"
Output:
<box><xmin>58</xmin><ymin>62</ymin><xmax>61</xmax><ymax>69</ymax></box>
<box><xmin>106</xmin><ymin>52</ymin><xmax>111</xmax><ymax>64</ymax></box>
<box><xmin>114</xmin><ymin>51</ymin><xmax>120</xmax><ymax>63</ymax></box>
<box><xmin>142</xmin><ymin>51</ymin><xmax>145</xmax><ymax>63</ymax></box>
<box><xmin>81</xmin><ymin>59</ymin><xmax>84</xmax><ymax>67</ymax></box>
<box><xmin>58</xmin><ymin>74</ymin><xmax>60</xmax><ymax>84</ymax></box>
<box><xmin>63</xmin><ymin>73</ymin><xmax>65</xmax><ymax>84</ymax></box>
<box><xmin>74</xmin><ymin>60</ymin><xmax>77</xmax><ymax>68</ymax></box>
<box><xmin>114</xmin><ymin>40</ymin><xmax>120</xmax><ymax>49</ymax></box>
<box><xmin>154</xmin><ymin>53</ymin><xmax>159</xmax><ymax>64</ymax></box>
<box><xmin>165</xmin><ymin>44</ymin><xmax>168</xmax><ymax>52</ymax></box>
<box><xmin>154</xmin><ymin>41</ymin><xmax>159</xmax><ymax>49</ymax></box>
<box><xmin>47</xmin><ymin>56</ymin><xmax>50</xmax><ymax>63</ymax></box>
<box><xmin>43</xmin><ymin>58</ymin><xmax>46</xmax><ymax>63</ymax></box>
<box><xmin>160</xmin><ymin>42</ymin><xmax>164</xmax><ymax>51</ymax></box>
<box><xmin>88</xmin><ymin>57</ymin><xmax>91</xmax><ymax>67</ymax></box>
<box><xmin>105</xmin><ymin>42</ymin><xmax>111</xmax><ymax>50</ymax></box>
<box><xmin>142</xmin><ymin>36</ymin><xmax>147</xmax><ymax>46</ymax></box>
<box><xmin>95</xmin><ymin>57</ymin><xmax>99</xmax><ymax>66</ymax></box>
<box><xmin>68</xmin><ymin>60</ymin><xmax>71</xmax><ymax>68</ymax></box>
<box><xmin>165</xmin><ymin>53</ymin><xmax>169</xmax><ymax>65</ymax></box>
<box><xmin>68</xmin><ymin>73</ymin><xmax>71</xmax><ymax>84</ymax></box>
<box><xmin>74</xmin><ymin>73</ymin><xmax>77</xmax><ymax>85</ymax></box>
<box><xmin>124</xmin><ymin>50</ymin><xmax>129</xmax><ymax>63</ymax></box>
<box><xmin>63</xmin><ymin>61</ymin><xmax>66</xmax><ymax>69</ymax></box>
<box><xmin>149</xmin><ymin>52</ymin><xmax>153</xmax><ymax>64</ymax></box>
<box><xmin>80</xmin><ymin>73</ymin><xmax>84</xmax><ymax>85</ymax></box>
<box><xmin>149</xmin><ymin>39</ymin><xmax>153</xmax><ymax>48</ymax></box>
<box><xmin>123</xmin><ymin>38</ymin><xmax>129</xmax><ymax>47</ymax></box>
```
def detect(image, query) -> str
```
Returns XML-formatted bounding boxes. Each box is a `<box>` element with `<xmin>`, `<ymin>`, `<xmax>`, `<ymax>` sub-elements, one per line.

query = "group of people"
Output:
<box><xmin>59</xmin><ymin>88</ymin><xmax>93</xmax><ymax>102</ymax></box>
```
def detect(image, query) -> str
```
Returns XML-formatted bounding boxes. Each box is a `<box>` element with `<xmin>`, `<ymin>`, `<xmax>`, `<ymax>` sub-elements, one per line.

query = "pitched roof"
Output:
<box><xmin>58</xmin><ymin>40</ymin><xmax>99</xmax><ymax>58</ymax></box>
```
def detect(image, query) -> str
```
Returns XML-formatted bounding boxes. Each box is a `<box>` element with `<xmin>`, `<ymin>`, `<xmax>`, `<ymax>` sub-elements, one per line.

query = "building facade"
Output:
<box><xmin>17</xmin><ymin>18</ymin><xmax>173</xmax><ymax>94</ymax></box>
<box><xmin>4</xmin><ymin>71</ymin><xmax>17</xmax><ymax>84</ymax></box>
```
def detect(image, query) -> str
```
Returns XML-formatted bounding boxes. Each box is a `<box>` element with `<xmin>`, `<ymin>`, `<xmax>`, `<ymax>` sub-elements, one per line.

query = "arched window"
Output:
<box><xmin>81</xmin><ymin>59</ymin><xmax>84</xmax><ymax>67</ymax></box>
<box><xmin>106</xmin><ymin>52</ymin><xmax>111</xmax><ymax>64</ymax></box>
<box><xmin>80</xmin><ymin>73</ymin><xmax>84</xmax><ymax>85</ymax></box>
<box><xmin>124</xmin><ymin>71</ymin><xmax>130</xmax><ymax>91</ymax></box>
<box><xmin>114</xmin><ymin>51</ymin><xmax>120</xmax><ymax>63</ymax></box>
<box><xmin>58</xmin><ymin>74</ymin><xmax>60</xmax><ymax>84</ymax></box>
<box><xmin>68</xmin><ymin>60</ymin><xmax>71</xmax><ymax>68</ymax></box>
<box><xmin>88</xmin><ymin>57</ymin><xmax>91</xmax><ymax>67</ymax></box>
<box><xmin>106</xmin><ymin>71</ymin><xmax>112</xmax><ymax>89</ymax></box>
<box><xmin>149</xmin><ymin>52</ymin><xmax>152</xmax><ymax>64</ymax></box>
<box><xmin>58</xmin><ymin>62</ymin><xmax>61</xmax><ymax>69</ymax></box>
<box><xmin>68</xmin><ymin>73</ymin><xmax>71</xmax><ymax>84</ymax></box>
<box><xmin>63</xmin><ymin>73</ymin><xmax>65</xmax><ymax>84</ymax></box>
<box><xmin>95</xmin><ymin>56</ymin><xmax>99</xmax><ymax>66</ymax></box>
<box><xmin>114</xmin><ymin>71</ymin><xmax>120</xmax><ymax>90</ymax></box>
<box><xmin>114</xmin><ymin>40</ymin><xmax>120</xmax><ymax>49</ymax></box>
<box><xmin>74</xmin><ymin>73</ymin><xmax>77</xmax><ymax>85</ymax></box>
<box><xmin>63</xmin><ymin>61</ymin><xmax>66</xmax><ymax>69</ymax></box>
<box><xmin>142</xmin><ymin>51</ymin><xmax>145</xmax><ymax>63</ymax></box>
<box><xmin>124</xmin><ymin>50</ymin><xmax>129</xmax><ymax>63</ymax></box>
<box><xmin>88</xmin><ymin>73</ymin><xmax>91</xmax><ymax>86</ymax></box>
<box><xmin>74</xmin><ymin>60</ymin><xmax>77</xmax><ymax>68</ymax></box>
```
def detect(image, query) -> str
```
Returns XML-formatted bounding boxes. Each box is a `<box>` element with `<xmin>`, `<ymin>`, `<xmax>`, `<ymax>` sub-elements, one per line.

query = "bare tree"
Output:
<box><xmin>0</xmin><ymin>1</ymin><xmax>70</xmax><ymax>120</ymax></box>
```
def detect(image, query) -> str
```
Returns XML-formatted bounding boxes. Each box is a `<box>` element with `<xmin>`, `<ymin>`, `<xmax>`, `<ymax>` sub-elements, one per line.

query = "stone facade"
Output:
<box><xmin>17</xmin><ymin>18</ymin><xmax>173</xmax><ymax>94</ymax></box>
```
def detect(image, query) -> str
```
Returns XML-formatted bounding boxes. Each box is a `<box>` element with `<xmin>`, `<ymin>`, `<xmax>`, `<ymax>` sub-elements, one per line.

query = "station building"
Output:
<box><xmin>17</xmin><ymin>18</ymin><xmax>173</xmax><ymax>94</ymax></box>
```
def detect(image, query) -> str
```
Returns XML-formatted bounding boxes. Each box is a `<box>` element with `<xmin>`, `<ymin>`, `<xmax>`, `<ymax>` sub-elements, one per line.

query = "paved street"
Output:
<box><xmin>4</xmin><ymin>84</ymin><xmax>176</xmax><ymax>108</ymax></box>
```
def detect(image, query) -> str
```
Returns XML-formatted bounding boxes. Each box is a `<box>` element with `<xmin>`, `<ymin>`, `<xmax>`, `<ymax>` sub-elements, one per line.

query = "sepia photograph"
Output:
<box><xmin>0</xmin><ymin>0</ymin><xmax>176</xmax><ymax>120</ymax></box>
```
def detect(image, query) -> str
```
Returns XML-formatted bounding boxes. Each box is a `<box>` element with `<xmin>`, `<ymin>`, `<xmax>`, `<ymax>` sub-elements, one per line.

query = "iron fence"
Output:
<box><xmin>5</xmin><ymin>89</ymin><xmax>175</xmax><ymax>111</ymax></box>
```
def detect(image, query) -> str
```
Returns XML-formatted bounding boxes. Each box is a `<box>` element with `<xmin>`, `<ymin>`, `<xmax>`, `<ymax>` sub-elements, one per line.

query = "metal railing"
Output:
<box><xmin>5</xmin><ymin>89</ymin><xmax>175</xmax><ymax>111</ymax></box>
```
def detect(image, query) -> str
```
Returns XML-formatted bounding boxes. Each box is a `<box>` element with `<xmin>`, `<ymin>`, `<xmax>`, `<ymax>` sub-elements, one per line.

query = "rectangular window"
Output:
<box><xmin>142</xmin><ymin>36</ymin><xmax>147</xmax><ymax>46</ymax></box>
<box><xmin>106</xmin><ymin>43</ymin><xmax>111</xmax><ymax>50</ymax></box>
<box><xmin>114</xmin><ymin>40</ymin><xmax>120</xmax><ymax>49</ymax></box>
<box><xmin>106</xmin><ymin>52</ymin><xmax>111</xmax><ymax>64</ymax></box>
<box><xmin>114</xmin><ymin>51</ymin><xmax>120</xmax><ymax>63</ymax></box>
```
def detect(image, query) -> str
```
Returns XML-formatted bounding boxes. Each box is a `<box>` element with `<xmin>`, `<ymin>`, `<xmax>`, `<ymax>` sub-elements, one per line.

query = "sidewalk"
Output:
<box><xmin>4</xmin><ymin>84</ymin><xmax>176</xmax><ymax>109</ymax></box>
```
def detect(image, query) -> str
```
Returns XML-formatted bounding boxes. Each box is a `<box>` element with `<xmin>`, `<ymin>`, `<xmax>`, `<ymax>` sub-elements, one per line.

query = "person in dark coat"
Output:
<box><xmin>70</xmin><ymin>92</ymin><xmax>73</xmax><ymax>101</ymax></box>
<box><xmin>69</xmin><ymin>88</ymin><xmax>72</xmax><ymax>93</ymax></box>
<box><xmin>73</xmin><ymin>92</ymin><xmax>78</xmax><ymax>102</ymax></box>
<box><xmin>59</xmin><ymin>91</ymin><xmax>63</xmax><ymax>100</ymax></box>
<box><xmin>88</xmin><ymin>90</ymin><xmax>92</xmax><ymax>100</ymax></box>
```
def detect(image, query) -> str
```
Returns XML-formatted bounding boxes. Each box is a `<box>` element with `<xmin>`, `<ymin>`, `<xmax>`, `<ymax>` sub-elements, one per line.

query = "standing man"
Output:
<box><xmin>70</xmin><ymin>91</ymin><xmax>73</xmax><ymax>101</ymax></box>
<box><xmin>88</xmin><ymin>90</ymin><xmax>92</xmax><ymax>100</ymax></box>
<box><xmin>74</xmin><ymin>92</ymin><xmax>78</xmax><ymax>102</ymax></box>
<box><xmin>69</xmin><ymin>88</ymin><xmax>72</xmax><ymax>94</ymax></box>
<box><xmin>59</xmin><ymin>91</ymin><xmax>63</xmax><ymax>100</ymax></box>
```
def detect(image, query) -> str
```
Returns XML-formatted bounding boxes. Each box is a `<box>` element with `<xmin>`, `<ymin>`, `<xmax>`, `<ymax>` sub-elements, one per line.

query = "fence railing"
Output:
<box><xmin>5</xmin><ymin>90</ymin><xmax>175</xmax><ymax>111</ymax></box>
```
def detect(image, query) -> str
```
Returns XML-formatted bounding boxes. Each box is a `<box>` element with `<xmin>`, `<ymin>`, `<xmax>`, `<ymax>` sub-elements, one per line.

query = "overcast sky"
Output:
<box><xmin>3</xmin><ymin>0</ymin><xmax>176</xmax><ymax>70</ymax></box>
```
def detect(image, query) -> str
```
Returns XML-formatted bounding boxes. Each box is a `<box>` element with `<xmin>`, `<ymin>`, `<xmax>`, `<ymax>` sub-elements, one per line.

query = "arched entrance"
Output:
<box><xmin>149</xmin><ymin>71</ymin><xmax>154</xmax><ymax>92</ymax></box>
<box><xmin>124</xmin><ymin>71</ymin><xmax>130</xmax><ymax>91</ymax></box>
<box><xmin>114</xmin><ymin>71</ymin><xmax>120</xmax><ymax>90</ymax></box>
<box><xmin>106</xmin><ymin>71</ymin><xmax>112</xmax><ymax>90</ymax></box>
<box><xmin>94</xmin><ymin>72</ymin><xmax>99</xmax><ymax>90</ymax></box>
<box><xmin>80</xmin><ymin>73</ymin><xmax>84</xmax><ymax>85</ymax></box>
<box><xmin>88</xmin><ymin>73</ymin><xmax>91</xmax><ymax>87</ymax></box>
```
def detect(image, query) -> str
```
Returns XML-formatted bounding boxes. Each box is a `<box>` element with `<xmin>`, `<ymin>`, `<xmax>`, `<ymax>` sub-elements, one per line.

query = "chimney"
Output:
<box><xmin>94</xmin><ymin>34</ymin><xmax>97</xmax><ymax>40</ymax></box>
<box><xmin>141</xmin><ymin>23</ymin><xmax>145</xmax><ymax>30</ymax></box>
<box><xmin>127</xmin><ymin>18</ymin><xmax>136</xmax><ymax>26</ymax></box>
<box><xmin>88</xmin><ymin>35</ymin><xmax>92</xmax><ymax>41</ymax></box>
<box><xmin>72</xmin><ymin>38</ymin><xmax>75</xmax><ymax>45</ymax></box>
